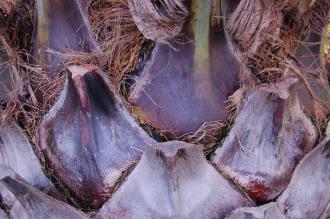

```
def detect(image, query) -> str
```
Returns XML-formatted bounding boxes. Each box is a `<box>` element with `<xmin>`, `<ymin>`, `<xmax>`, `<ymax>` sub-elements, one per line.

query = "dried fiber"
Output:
<box><xmin>128</xmin><ymin>0</ymin><xmax>188</xmax><ymax>41</ymax></box>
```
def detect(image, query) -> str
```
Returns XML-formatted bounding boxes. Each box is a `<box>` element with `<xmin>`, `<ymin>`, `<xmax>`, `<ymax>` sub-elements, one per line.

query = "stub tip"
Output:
<box><xmin>67</xmin><ymin>64</ymin><xmax>99</xmax><ymax>78</ymax></box>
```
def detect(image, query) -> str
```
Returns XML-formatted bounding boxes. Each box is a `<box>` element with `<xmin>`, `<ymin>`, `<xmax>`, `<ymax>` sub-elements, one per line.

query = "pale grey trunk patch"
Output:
<box><xmin>226</xmin><ymin>202</ymin><xmax>286</xmax><ymax>219</ymax></box>
<box><xmin>212</xmin><ymin>85</ymin><xmax>316</xmax><ymax>201</ymax></box>
<box><xmin>277</xmin><ymin>126</ymin><xmax>330</xmax><ymax>219</ymax></box>
<box><xmin>96</xmin><ymin>141</ymin><xmax>252</xmax><ymax>219</ymax></box>
<box><xmin>0</xmin><ymin>122</ymin><xmax>55</xmax><ymax>194</ymax></box>
<box><xmin>0</xmin><ymin>175</ymin><xmax>88</xmax><ymax>219</ymax></box>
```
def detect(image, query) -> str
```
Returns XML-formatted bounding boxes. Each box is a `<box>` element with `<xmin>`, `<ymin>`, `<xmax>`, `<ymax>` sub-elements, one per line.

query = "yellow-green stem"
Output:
<box><xmin>36</xmin><ymin>0</ymin><xmax>48</xmax><ymax>55</ymax></box>
<box><xmin>191</xmin><ymin>0</ymin><xmax>211</xmax><ymax>71</ymax></box>
<box><xmin>321</xmin><ymin>24</ymin><xmax>330</xmax><ymax>65</ymax></box>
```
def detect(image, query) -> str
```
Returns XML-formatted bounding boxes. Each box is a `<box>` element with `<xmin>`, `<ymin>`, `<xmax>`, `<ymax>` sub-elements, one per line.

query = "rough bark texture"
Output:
<box><xmin>38</xmin><ymin>65</ymin><xmax>155</xmax><ymax>208</ymax></box>
<box><xmin>128</xmin><ymin>0</ymin><xmax>188</xmax><ymax>41</ymax></box>
<box><xmin>96</xmin><ymin>141</ymin><xmax>252</xmax><ymax>219</ymax></box>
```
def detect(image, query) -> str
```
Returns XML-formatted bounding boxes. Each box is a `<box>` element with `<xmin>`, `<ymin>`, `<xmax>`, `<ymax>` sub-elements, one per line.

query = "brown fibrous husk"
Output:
<box><xmin>127</xmin><ymin>0</ymin><xmax>188</xmax><ymax>42</ymax></box>
<box><xmin>88</xmin><ymin>0</ymin><xmax>146</xmax><ymax>89</ymax></box>
<box><xmin>227</xmin><ymin>0</ymin><xmax>330</xmax><ymax>129</ymax></box>
<box><xmin>227</xmin><ymin>0</ymin><xmax>301</xmax><ymax>83</ymax></box>
<box><xmin>2</xmin><ymin>0</ymin><xmax>329</xmax><ymax>155</ymax></box>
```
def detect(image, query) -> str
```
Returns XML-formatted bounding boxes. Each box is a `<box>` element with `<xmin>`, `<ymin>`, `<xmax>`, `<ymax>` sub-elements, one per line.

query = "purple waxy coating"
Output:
<box><xmin>38</xmin><ymin>65</ymin><xmax>155</xmax><ymax>208</ymax></box>
<box><xmin>34</xmin><ymin>0</ymin><xmax>100</xmax><ymax>75</ymax></box>
<box><xmin>129</xmin><ymin>21</ymin><xmax>239</xmax><ymax>136</ymax></box>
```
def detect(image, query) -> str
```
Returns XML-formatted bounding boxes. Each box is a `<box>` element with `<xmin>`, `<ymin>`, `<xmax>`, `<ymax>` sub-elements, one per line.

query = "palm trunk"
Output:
<box><xmin>0</xmin><ymin>0</ymin><xmax>329</xmax><ymax>218</ymax></box>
